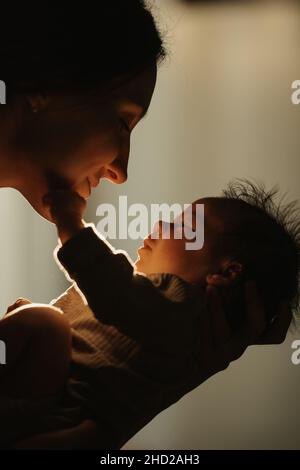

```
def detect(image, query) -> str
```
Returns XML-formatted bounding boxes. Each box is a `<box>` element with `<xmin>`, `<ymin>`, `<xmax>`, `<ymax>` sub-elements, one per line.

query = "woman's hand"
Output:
<box><xmin>12</xmin><ymin>419</ymin><xmax>104</xmax><ymax>450</ymax></box>
<box><xmin>43</xmin><ymin>189</ymin><xmax>87</xmax><ymax>244</ymax></box>
<box><xmin>222</xmin><ymin>281</ymin><xmax>291</xmax><ymax>351</ymax></box>
<box><xmin>200</xmin><ymin>281</ymin><xmax>291</xmax><ymax>376</ymax></box>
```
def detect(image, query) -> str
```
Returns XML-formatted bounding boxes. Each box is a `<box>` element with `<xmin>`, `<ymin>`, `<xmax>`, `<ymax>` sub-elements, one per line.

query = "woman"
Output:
<box><xmin>0</xmin><ymin>2</ymin><xmax>291</xmax><ymax>448</ymax></box>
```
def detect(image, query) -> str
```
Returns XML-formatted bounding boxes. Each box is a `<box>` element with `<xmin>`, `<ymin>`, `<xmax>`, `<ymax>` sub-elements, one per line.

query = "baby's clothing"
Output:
<box><xmin>49</xmin><ymin>224</ymin><xmax>209</xmax><ymax>449</ymax></box>
<box><xmin>0</xmin><ymin>224</ymin><xmax>209</xmax><ymax>448</ymax></box>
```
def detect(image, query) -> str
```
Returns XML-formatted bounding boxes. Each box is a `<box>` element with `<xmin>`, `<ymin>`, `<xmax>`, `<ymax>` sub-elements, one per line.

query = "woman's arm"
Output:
<box><xmin>12</xmin><ymin>420</ymin><xmax>106</xmax><ymax>450</ymax></box>
<box><xmin>12</xmin><ymin>282</ymin><xmax>290</xmax><ymax>450</ymax></box>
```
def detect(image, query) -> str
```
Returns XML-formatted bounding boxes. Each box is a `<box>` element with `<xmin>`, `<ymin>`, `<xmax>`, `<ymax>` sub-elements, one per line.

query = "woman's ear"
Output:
<box><xmin>206</xmin><ymin>260</ymin><xmax>243</xmax><ymax>287</ymax></box>
<box><xmin>27</xmin><ymin>93</ymin><xmax>51</xmax><ymax>113</ymax></box>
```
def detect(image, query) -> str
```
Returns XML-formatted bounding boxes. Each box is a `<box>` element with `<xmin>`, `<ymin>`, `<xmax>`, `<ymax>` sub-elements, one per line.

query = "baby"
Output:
<box><xmin>0</xmin><ymin>179</ymin><xmax>299</xmax><ymax>448</ymax></box>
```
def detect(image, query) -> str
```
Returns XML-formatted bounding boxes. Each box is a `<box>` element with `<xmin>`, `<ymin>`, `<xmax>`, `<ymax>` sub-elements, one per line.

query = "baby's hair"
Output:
<box><xmin>219</xmin><ymin>179</ymin><xmax>300</xmax><ymax>331</ymax></box>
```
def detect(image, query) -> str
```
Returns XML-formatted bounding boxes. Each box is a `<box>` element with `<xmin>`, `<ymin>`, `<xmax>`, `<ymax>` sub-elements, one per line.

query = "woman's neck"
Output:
<box><xmin>0</xmin><ymin>140</ymin><xmax>52</xmax><ymax>220</ymax></box>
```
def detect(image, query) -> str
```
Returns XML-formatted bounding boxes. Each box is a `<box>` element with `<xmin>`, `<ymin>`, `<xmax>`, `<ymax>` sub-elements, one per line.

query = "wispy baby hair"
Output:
<box><xmin>221</xmin><ymin>178</ymin><xmax>300</xmax><ymax>330</ymax></box>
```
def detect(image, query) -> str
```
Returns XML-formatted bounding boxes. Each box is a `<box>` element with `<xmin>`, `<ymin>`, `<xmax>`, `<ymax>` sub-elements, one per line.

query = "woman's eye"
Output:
<box><xmin>120</xmin><ymin>118</ymin><xmax>130</xmax><ymax>133</ymax></box>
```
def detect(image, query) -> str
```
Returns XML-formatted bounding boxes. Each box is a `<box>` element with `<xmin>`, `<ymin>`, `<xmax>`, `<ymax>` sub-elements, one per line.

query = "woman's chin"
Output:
<box><xmin>34</xmin><ymin>200</ymin><xmax>55</xmax><ymax>223</ymax></box>
<box><xmin>72</xmin><ymin>179</ymin><xmax>91</xmax><ymax>200</ymax></box>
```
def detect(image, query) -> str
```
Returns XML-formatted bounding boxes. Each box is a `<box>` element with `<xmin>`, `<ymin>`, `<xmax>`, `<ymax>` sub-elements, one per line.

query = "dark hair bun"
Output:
<box><xmin>0</xmin><ymin>1</ymin><xmax>165</xmax><ymax>93</ymax></box>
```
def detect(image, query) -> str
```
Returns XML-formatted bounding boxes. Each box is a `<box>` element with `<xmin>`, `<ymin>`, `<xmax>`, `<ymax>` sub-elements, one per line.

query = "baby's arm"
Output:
<box><xmin>44</xmin><ymin>189</ymin><xmax>182</xmax><ymax>343</ymax></box>
<box><xmin>55</xmin><ymin>225</ymin><xmax>177</xmax><ymax>342</ymax></box>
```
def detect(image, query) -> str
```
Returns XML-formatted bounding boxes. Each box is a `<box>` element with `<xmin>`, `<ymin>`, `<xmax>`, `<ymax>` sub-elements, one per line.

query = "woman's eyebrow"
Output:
<box><xmin>130</xmin><ymin>101</ymin><xmax>149</xmax><ymax>120</ymax></box>
<box><xmin>123</xmin><ymin>102</ymin><xmax>149</xmax><ymax>123</ymax></box>
<box><xmin>140</xmin><ymin>105</ymin><xmax>149</xmax><ymax>119</ymax></box>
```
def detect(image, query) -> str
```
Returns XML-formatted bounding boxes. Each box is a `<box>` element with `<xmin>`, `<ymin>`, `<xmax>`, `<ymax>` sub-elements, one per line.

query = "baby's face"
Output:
<box><xmin>135</xmin><ymin>198</ymin><xmax>224</xmax><ymax>284</ymax></box>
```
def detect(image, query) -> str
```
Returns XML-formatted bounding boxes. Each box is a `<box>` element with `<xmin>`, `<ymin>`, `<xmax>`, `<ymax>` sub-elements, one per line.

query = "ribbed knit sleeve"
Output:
<box><xmin>53</xmin><ymin>224</ymin><xmax>195</xmax><ymax>346</ymax></box>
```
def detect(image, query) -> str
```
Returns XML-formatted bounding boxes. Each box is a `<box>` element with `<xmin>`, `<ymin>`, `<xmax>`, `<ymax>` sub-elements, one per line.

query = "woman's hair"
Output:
<box><xmin>0</xmin><ymin>1</ymin><xmax>165</xmax><ymax>95</ymax></box>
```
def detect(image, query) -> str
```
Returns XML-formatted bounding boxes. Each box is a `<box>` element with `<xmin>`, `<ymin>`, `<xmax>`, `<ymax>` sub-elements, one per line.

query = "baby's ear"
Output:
<box><xmin>206</xmin><ymin>260</ymin><xmax>243</xmax><ymax>287</ymax></box>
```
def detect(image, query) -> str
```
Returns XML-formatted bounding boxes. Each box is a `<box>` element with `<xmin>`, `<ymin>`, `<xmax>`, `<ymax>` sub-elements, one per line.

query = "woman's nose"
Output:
<box><xmin>104</xmin><ymin>156</ymin><xmax>128</xmax><ymax>184</ymax></box>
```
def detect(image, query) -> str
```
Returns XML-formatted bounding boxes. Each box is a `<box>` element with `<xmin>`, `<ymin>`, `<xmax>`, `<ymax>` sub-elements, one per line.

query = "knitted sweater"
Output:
<box><xmin>51</xmin><ymin>224</ymin><xmax>208</xmax><ymax>449</ymax></box>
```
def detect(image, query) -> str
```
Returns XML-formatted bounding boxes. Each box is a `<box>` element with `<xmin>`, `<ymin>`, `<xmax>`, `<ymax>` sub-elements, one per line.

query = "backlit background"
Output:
<box><xmin>0</xmin><ymin>0</ymin><xmax>299</xmax><ymax>449</ymax></box>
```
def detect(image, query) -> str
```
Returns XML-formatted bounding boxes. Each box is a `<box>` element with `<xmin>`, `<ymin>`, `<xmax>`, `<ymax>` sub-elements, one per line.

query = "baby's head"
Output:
<box><xmin>135</xmin><ymin>180</ymin><xmax>300</xmax><ymax>330</ymax></box>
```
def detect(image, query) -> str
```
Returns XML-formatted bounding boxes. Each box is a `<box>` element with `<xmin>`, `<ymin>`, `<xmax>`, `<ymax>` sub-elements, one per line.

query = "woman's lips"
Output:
<box><xmin>73</xmin><ymin>176</ymin><xmax>101</xmax><ymax>200</ymax></box>
<box><xmin>73</xmin><ymin>178</ymin><xmax>91</xmax><ymax>199</ymax></box>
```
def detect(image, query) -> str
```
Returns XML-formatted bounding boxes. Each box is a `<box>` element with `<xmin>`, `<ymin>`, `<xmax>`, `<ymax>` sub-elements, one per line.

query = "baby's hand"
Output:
<box><xmin>42</xmin><ymin>189</ymin><xmax>87</xmax><ymax>244</ymax></box>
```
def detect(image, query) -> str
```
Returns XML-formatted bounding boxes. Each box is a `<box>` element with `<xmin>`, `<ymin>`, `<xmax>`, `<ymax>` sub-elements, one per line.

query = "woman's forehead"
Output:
<box><xmin>81</xmin><ymin>62</ymin><xmax>157</xmax><ymax>115</ymax></box>
<box><xmin>115</xmin><ymin>63</ymin><xmax>157</xmax><ymax>109</ymax></box>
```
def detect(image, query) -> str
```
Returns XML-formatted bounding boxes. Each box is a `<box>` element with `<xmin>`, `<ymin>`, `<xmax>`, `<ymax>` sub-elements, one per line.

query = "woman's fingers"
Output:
<box><xmin>254</xmin><ymin>300</ymin><xmax>292</xmax><ymax>345</ymax></box>
<box><xmin>244</xmin><ymin>281</ymin><xmax>267</xmax><ymax>344</ymax></box>
<box><xmin>195</xmin><ymin>286</ymin><xmax>231</xmax><ymax>374</ymax></box>
<box><xmin>194</xmin><ymin>279</ymin><xmax>292</xmax><ymax>385</ymax></box>
<box><xmin>197</xmin><ymin>284</ymin><xmax>247</xmax><ymax>374</ymax></box>
<box><xmin>206</xmin><ymin>285</ymin><xmax>231</xmax><ymax>347</ymax></box>
<box><xmin>224</xmin><ymin>281</ymin><xmax>266</xmax><ymax>362</ymax></box>
<box><xmin>224</xmin><ymin>281</ymin><xmax>291</xmax><ymax>361</ymax></box>
<box><xmin>197</xmin><ymin>293</ymin><xmax>213</xmax><ymax>360</ymax></box>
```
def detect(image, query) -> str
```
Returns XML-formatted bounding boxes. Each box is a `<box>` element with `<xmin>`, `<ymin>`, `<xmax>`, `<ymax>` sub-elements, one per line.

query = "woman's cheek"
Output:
<box><xmin>171</xmin><ymin>240</ymin><xmax>191</xmax><ymax>270</ymax></box>
<box><xmin>92</xmin><ymin>127</ymin><xmax>121</xmax><ymax>161</ymax></box>
<box><xmin>159</xmin><ymin>241</ymin><xmax>180</xmax><ymax>270</ymax></box>
<box><xmin>71</xmin><ymin>132</ymin><xmax>120</xmax><ymax>175</ymax></box>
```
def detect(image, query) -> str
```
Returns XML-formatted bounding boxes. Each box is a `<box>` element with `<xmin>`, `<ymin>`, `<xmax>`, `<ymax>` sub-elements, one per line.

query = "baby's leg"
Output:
<box><xmin>0</xmin><ymin>304</ymin><xmax>71</xmax><ymax>399</ymax></box>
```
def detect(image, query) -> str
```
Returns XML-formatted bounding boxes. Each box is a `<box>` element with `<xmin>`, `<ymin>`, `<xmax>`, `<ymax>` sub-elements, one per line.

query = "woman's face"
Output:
<box><xmin>13</xmin><ymin>63</ymin><xmax>157</xmax><ymax>221</ymax></box>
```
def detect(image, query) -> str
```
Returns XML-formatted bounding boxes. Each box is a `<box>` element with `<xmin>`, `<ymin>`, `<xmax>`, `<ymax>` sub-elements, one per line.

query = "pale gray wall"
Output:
<box><xmin>94</xmin><ymin>0</ymin><xmax>299</xmax><ymax>449</ymax></box>
<box><xmin>0</xmin><ymin>188</ymin><xmax>68</xmax><ymax>313</ymax></box>
<box><xmin>0</xmin><ymin>0</ymin><xmax>299</xmax><ymax>449</ymax></box>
